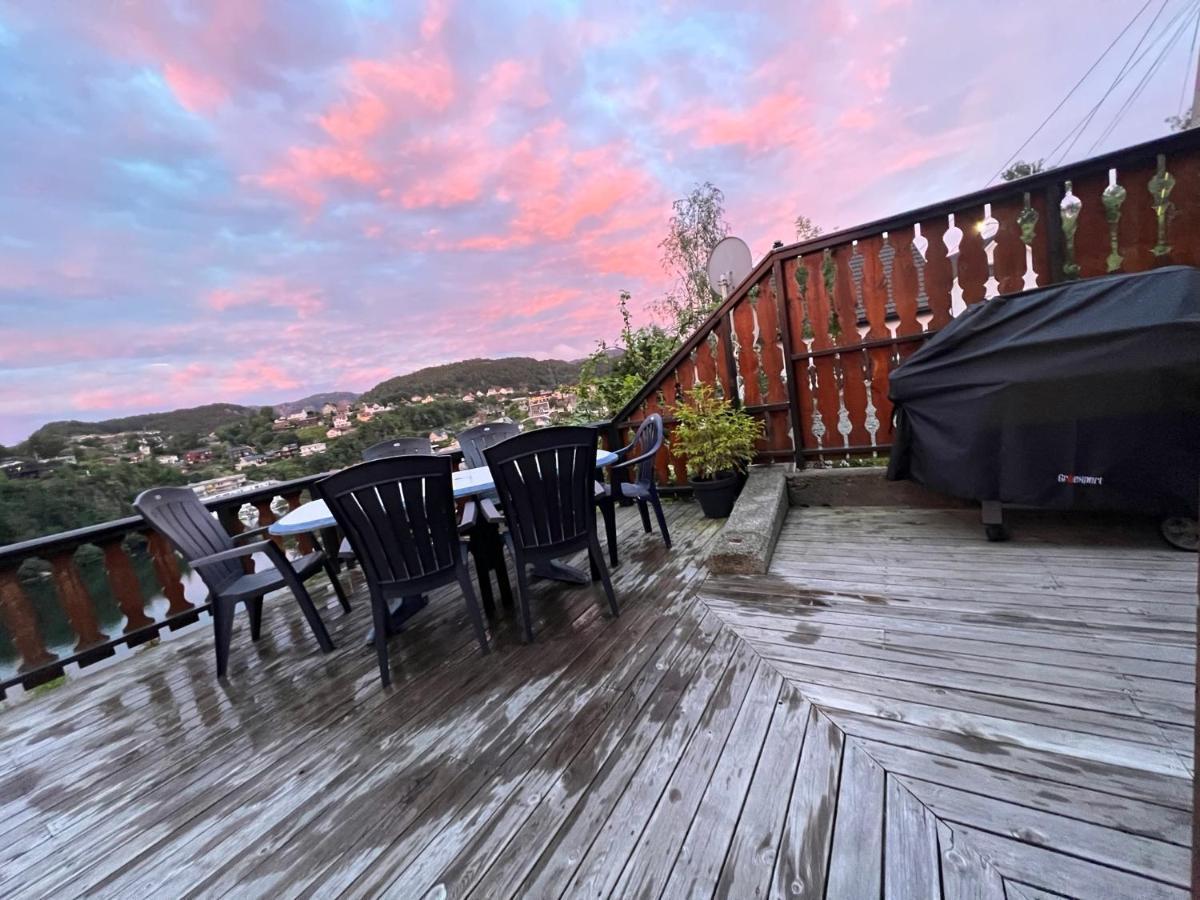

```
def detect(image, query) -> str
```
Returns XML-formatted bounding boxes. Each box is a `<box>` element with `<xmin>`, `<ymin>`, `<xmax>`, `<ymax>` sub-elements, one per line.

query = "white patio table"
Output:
<box><xmin>269</xmin><ymin>449</ymin><xmax>619</xmax><ymax>639</ymax></box>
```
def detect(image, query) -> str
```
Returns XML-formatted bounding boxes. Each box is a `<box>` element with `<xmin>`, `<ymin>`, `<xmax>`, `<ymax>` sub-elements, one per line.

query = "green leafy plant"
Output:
<box><xmin>573</xmin><ymin>290</ymin><xmax>678</xmax><ymax>421</ymax></box>
<box><xmin>671</xmin><ymin>384</ymin><xmax>762</xmax><ymax>480</ymax></box>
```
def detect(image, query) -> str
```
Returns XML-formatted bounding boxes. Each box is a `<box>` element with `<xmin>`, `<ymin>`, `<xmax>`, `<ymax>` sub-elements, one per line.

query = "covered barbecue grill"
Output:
<box><xmin>886</xmin><ymin>266</ymin><xmax>1200</xmax><ymax>543</ymax></box>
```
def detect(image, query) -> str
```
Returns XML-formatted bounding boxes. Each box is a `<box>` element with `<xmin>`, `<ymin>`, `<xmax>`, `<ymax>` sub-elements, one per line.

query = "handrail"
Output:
<box><xmin>612</xmin><ymin>126</ymin><xmax>1200</xmax><ymax>429</ymax></box>
<box><xmin>0</xmin><ymin>471</ymin><xmax>334</xmax><ymax>698</ymax></box>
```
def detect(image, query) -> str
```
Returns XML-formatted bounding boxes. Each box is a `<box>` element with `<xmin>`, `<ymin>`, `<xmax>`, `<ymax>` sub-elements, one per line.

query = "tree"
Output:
<box><xmin>1167</xmin><ymin>109</ymin><xmax>1196</xmax><ymax>132</ymax></box>
<box><xmin>27</xmin><ymin>432</ymin><xmax>67</xmax><ymax>460</ymax></box>
<box><xmin>1000</xmin><ymin>159</ymin><xmax>1045</xmax><ymax>181</ymax></box>
<box><xmin>794</xmin><ymin>215</ymin><xmax>823</xmax><ymax>241</ymax></box>
<box><xmin>575</xmin><ymin>290</ymin><xmax>678</xmax><ymax>420</ymax></box>
<box><xmin>655</xmin><ymin>182</ymin><xmax>730</xmax><ymax>336</ymax></box>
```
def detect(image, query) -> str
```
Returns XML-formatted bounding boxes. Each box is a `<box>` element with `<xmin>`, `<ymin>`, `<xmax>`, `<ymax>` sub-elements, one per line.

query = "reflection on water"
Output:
<box><xmin>0</xmin><ymin>542</ymin><xmax>210</xmax><ymax>684</ymax></box>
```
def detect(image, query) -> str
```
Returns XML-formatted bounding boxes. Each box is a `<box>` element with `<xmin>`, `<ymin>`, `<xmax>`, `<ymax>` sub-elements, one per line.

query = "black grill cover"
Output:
<box><xmin>887</xmin><ymin>266</ymin><xmax>1200</xmax><ymax>517</ymax></box>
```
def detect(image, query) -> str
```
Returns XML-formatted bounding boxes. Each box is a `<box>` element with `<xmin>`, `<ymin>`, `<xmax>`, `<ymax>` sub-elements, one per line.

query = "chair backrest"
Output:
<box><xmin>627</xmin><ymin>413</ymin><xmax>665</xmax><ymax>486</ymax></box>
<box><xmin>362</xmin><ymin>436</ymin><xmax>433</xmax><ymax>461</ymax></box>
<box><xmin>458</xmin><ymin>422</ymin><xmax>520</xmax><ymax>470</ymax></box>
<box><xmin>484</xmin><ymin>426</ymin><xmax>599</xmax><ymax>554</ymax></box>
<box><xmin>315</xmin><ymin>455</ymin><xmax>459</xmax><ymax>592</ymax></box>
<box><xmin>133</xmin><ymin>486</ymin><xmax>240</xmax><ymax>590</ymax></box>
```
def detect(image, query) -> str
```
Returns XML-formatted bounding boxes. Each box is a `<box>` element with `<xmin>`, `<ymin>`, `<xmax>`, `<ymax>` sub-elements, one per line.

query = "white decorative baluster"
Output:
<box><xmin>834</xmin><ymin>357</ymin><xmax>852</xmax><ymax>454</ymax></box>
<box><xmin>849</xmin><ymin>240</ymin><xmax>868</xmax><ymax>340</ymax></box>
<box><xmin>980</xmin><ymin>203</ymin><xmax>1000</xmax><ymax>299</ymax></box>
<box><xmin>1017</xmin><ymin>192</ymin><xmax>1039</xmax><ymax>290</ymax></box>
<box><xmin>861</xmin><ymin>351</ymin><xmax>879</xmax><ymax>447</ymax></box>
<box><xmin>944</xmin><ymin>214</ymin><xmax>965</xmax><ymax>317</ymax></box>
<box><xmin>729</xmin><ymin>311</ymin><xmax>745</xmax><ymax>402</ymax></box>
<box><xmin>879</xmin><ymin>231</ymin><xmax>898</xmax><ymax>337</ymax></box>
<box><xmin>912</xmin><ymin>223</ymin><xmax>932</xmax><ymax>330</ymax></box>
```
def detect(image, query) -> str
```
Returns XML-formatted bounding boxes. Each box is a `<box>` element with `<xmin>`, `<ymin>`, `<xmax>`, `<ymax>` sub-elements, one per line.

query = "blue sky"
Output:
<box><xmin>0</xmin><ymin>0</ymin><xmax>1194</xmax><ymax>442</ymax></box>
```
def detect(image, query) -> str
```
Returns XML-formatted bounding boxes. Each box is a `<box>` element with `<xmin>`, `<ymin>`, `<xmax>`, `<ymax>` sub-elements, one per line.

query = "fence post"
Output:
<box><xmin>717</xmin><ymin>314</ymin><xmax>740</xmax><ymax>410</ymax></box>
<box><xmin>772</xmin><ymin>258</ymin><xmax>805</xmax><ymax>468</ymax></box>
<box><xmin>1043</xmin><ymin>181</ymin><xmax>1065</xmax><ymax>285</ymax></box>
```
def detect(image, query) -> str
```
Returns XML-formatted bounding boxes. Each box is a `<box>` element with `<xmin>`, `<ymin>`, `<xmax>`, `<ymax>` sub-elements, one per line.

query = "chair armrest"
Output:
<box><xmin>192</xmin><ymin>540</ymin><xmax>274</xmax><ymax>568</ymax></box>
<box><xmin>479</xmin><ymin>497</ymin><xmax>505</xmax><ymax>525</ymax></box>
<box><xmin>196</xmin><ymin>539</ymin><xmax>305</xmax><ymax>580</ymax></box>
<box><xmin>459</xmin><ymin>500</ymin><xmax>478</xmax><ymax>532</ymax></box>
<box><xmin>610</xmin><ymin>446</ymin><xmax>658</xmax><ymax>471</ymax></box>
<box><xmin>231</xmin><ymin>525</ymin><xmax>271</xmax><ymax>544</ymax></box>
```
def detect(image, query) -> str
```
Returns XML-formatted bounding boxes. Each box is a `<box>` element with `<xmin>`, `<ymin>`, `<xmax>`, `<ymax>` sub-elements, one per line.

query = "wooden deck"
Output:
<box><xmin>0</xmin><ymin>503</ymin><xmax>1193</xmax><ymax>898</ymax></box>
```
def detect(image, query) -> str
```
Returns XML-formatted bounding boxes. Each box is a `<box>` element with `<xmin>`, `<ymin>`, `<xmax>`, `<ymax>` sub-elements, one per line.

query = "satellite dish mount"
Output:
<box><xmin>706</xmin><ymin>237</ymin><xmax>753</xmax><ymax>301</ymax></box>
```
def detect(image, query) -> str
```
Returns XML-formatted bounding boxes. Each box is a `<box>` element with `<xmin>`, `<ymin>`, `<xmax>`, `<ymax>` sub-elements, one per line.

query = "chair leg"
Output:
<box><xmin>246</xmin><ymin>595</ymin><xmax>264</xmax><ymax>641</ymax></box>
<box><xmin>455</xmin><ymin>562</ymin><xmax>490</xmax><ymax>654</ymax></box>
<box><xmin>370</xmin><ymin>597</ymin><xmax>391</xmax><ymax>688</ymax></box>
<box><xmin>281</xmin><ymin>568</ymin><xmax>335</xmax><ymax>654</ymax></box>
<box><xmin>599</xmin><ymin>498</ymin><xmax>619</xmax><ymax>568</ymax></box>
<box><xmin>212</xmin><ymin>597</ymin><xmax>235</xmax><ymax>678</ymax></box>
<box><xmin>650</xmin><ymin>491</ymin><xmax>672</xmax><ymax>549</ymax></box>
<box><xmin>637</xmin><ymin>499</ymin><xmax>652</xmax><ymax>533</ymax></box>
<box><xmin>490</xmin><ymin>525</ymin><xmax>514</xmax><ymax>609</ymax></box>
<box><xmin>513</xmin><ymin>560</ymin><xmax>534</xmax><ymax>643</ymax></box>
<box><xmin>495</xmin><ymin>554</ymin><xmax>514</xmax><ymax>609</ymax></box>
<box><xmin>322</xmin><ymin>558</ymin><xmax>352</xmax><ymax>614</ymax></box>
<box><xmin>468</xmin><ymin>538</ymin><xmax>497</xmax><ymax>617</ymax></box>
<box><xmin>588</xmin><ymin>535</ymin><xmax>619</xmax><ymax>619</ymax></box>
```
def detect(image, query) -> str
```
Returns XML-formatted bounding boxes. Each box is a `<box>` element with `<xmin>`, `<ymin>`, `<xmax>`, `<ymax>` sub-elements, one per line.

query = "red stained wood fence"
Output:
<box><xmin>612</xmin><ymin>128</ymin><xmax>1200</xmax><ymax>484</ymax></box>
<box><xmin>0</xmin><ymin>476</ymin><xmax>327</xmax><ymax>697</ymax></box>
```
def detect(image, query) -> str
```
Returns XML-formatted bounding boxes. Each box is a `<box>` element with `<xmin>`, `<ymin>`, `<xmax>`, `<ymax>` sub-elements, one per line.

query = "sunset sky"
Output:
<box><xmin>0</xmin><ymin>0</ymin><xmax>1194</xmax><ymax>443</ymax></box>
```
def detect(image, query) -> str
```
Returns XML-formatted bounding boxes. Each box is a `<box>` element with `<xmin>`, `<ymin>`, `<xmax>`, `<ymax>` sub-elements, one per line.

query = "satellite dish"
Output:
<box><xmin>706</xmin><ymin>237</ymin><xmax>753</xmax><ymax>299</ymax></box>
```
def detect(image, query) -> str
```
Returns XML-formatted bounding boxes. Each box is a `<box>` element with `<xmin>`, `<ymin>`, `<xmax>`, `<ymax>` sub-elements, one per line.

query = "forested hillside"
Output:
<box><xmin>364</xmin><ymin>357</ymin><xmax>582</xmax><ymax>403</ymax></box>
<box><xmin>27</xmin><ymin>404</ymin><xmax>259</xmax><ymax>446</ymax></box>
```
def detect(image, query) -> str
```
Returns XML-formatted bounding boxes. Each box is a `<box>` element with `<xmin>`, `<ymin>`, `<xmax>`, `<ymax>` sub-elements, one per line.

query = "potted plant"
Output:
<box><xmin>672</xmin><ymin>384</ymin><xmax>762</xmax><ymax>518</ymax></box>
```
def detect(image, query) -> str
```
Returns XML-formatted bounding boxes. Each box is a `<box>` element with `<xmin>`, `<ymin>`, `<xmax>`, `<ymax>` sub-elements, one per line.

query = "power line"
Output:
<box><xmin>1046</xmin><ymin>0</ymin><xmax>1175</xmax><ymax>167</ymax></box>
<box><xmin>987</xmin><ymin>0</ymin><xmax>1156</xmax><ymax>183</ymax></box>
<box><xmin>1089</xmin><ymin>3</ymin><xmax>1200</xmax><ymax>152</ymax></box>
<box><xmin>1177</xmin><ymin>3</ymin><xmax>1200</xmax><ymax>114</ymax></box>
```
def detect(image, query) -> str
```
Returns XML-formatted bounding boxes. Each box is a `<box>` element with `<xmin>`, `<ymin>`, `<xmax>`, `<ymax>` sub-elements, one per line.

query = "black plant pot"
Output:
<box><xmin>690</xmin><ymin>471</ymin><xmax>741</xmax><ymax>519</ymax></box>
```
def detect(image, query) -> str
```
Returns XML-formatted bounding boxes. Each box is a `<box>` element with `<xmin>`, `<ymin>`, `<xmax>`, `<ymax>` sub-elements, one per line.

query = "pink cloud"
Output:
<box><xmin>72</xmin><ymin>387</ymin><xmax>169</xmax><ymax>412</ymax></box>
<box><xmin>205</xmin><ymin>277</ymin><xmax>325</xmax><ymax>318</ymax></box>
<box><xmin>319</xmin><ymin>53</ymin><xmax>456</xmax><ymax>143</ymax></box>
<box><xmin>220</xmin><ymin>359</ymin><xmax>301</xmax><ymax>394</ymax></box>
<box><xmin>836</xmin><ymin>106</ymin><xmax>877</xmax><ymax>130</ymax></box>
<box><xmin>249</xmin><ymin>145</ymin><xmax>382</xmax><ymax>206</ymax></box>
<box><xmin>670</xmin><ymin>92</ymin><xmax>811</xmax><ymax>154</ymax></box>
<box><xmin>168</xmin><ymin>362</ymin><xmax>215</xmax><ymax>389</ymax></box>
<box><xmin>162</xmin><ymin>62</ymin><xmax>227</xmax><ymax>112</ymax></box>
<box><xmin>420</xmin><ymin>0</ymin><xmax>452</xmax><ymax>41</ymax></box>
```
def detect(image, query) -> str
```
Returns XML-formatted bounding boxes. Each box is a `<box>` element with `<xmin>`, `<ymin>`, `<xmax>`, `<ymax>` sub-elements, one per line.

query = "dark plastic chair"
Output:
<box><xmin>456</xmin><ymin>421</ymin><xmax>521</xmax><ymax>608</ymax></box>
<box><xmin>339</xmin><ymin>437</ymin><xmax>436</xmax><ymax>560</ymax></box>
<box><xmin>484</xmin><ymin>426</ymin><xmax>618</xmax><ymax>642</ymax></box>
<box><xmin>361</xmin><ymin>436</ymin><xmax>433</xmax><ymax>461</ymax></box>
<box><xmin>315</xmin><ymin>455</ymin><xmax>488</xmax><ymax>688</ymax></box>
<box><xmin>133</xmin><ymin>487</ymin><xmax>349</xmax><ymax>678</ymax></box>
<box><xmin>458</xmin><ymin>422</ymin><xmax>521</xmax><ymax>469</ymax></box>
<box><xmin>596</xmin><ymin>413</ymin><xmax>672</xmax><ymax>567</ymax></box>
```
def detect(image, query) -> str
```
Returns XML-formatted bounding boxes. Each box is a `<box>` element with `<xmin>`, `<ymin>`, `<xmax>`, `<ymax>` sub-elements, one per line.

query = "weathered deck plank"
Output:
<box><xmin>0</xmin><ymin>503</ymin><xmax>1192</xmax><ymax>898</ymax></box>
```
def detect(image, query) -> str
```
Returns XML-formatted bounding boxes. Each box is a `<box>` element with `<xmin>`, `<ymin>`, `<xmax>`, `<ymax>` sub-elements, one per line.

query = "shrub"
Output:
<box><xmin>671</xmin><ymin>384</ymin><xmax>761</xmax><ymax>480</ymax></box>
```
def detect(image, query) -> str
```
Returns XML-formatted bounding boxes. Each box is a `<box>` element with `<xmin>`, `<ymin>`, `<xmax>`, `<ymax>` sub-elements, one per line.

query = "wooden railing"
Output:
<box><xmin>0</xmin><ymin>475</ymin><xmax>329</xmax><ymax>698</ymax></box>
<box><xmin>5</xmin><ymin>130</ymin><xmax>1200</xmax><ymax>696</ymax></box>
<box><xmin>612</xmin><ymin>127</ymin><xmax>1200</xmax><ymax>483</ymax></box>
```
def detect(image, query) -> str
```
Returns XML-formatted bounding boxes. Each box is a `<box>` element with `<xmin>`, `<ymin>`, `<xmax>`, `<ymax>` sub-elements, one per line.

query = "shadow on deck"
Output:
<box><xmin>0</xmin><ymin>502</ymin><xmax>1193</xmax><ymax>898</ymax></box>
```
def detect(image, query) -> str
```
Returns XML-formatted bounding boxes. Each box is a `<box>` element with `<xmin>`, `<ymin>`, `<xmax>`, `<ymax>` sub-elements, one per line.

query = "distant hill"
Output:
<box><xmin>28</xmin><ymin>403</ymin><xmax>260</xmax><ymax>443</ymax></box>
<box><xmin>274</xmin><ymin>391</ymin><xmax>359</xmax><ymax>416</ymax></box>
<box><xmin>363</xmin><ymin>357</ymin><xmax>583</xmax><ymax>404</ymax></box>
